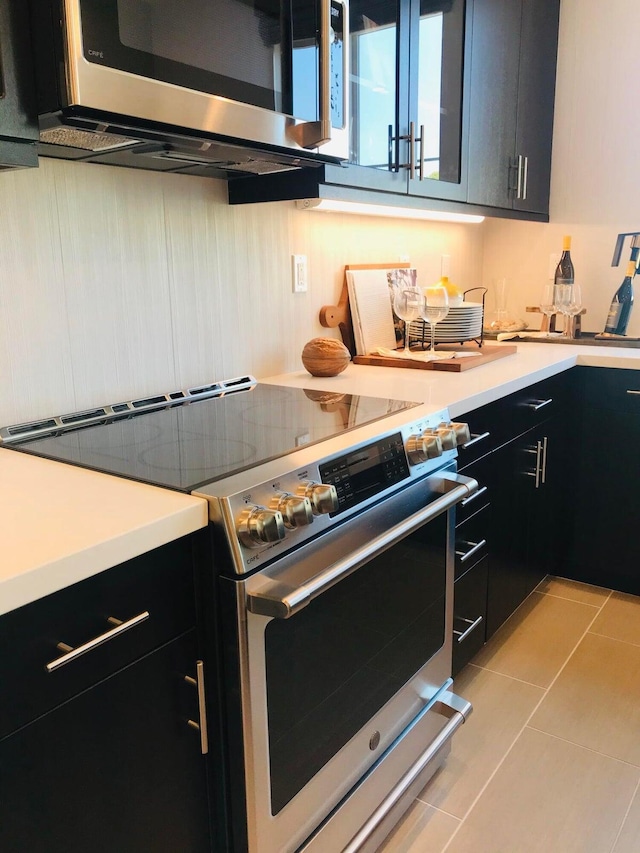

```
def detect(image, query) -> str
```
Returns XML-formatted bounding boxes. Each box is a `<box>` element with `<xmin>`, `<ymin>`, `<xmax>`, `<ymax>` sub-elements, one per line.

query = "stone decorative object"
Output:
<box><xmin>301</xmin><ymin>337</ymin><xmax>351</xmax><ymax>377</ymax></box>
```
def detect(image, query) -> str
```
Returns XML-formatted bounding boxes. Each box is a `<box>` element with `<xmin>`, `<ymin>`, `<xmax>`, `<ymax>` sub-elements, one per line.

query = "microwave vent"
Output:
<box><xmin>226</xmin><ymin>160</ymin><xmax>299</xmax><ymax>175</ymax></box>
<box><xmin>39</xmin><ymin>127</ymin><xmax>139</xmax><ymax>152</ymax></box>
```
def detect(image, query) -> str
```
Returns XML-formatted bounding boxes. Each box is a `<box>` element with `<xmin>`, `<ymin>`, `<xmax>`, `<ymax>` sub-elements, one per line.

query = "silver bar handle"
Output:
<box><xmin>516</xmin><ymin>154</ymin><xmax>524</xmax><ymax>199</ymax></box>
<box><xmin>291</xmin><ymin>0</ymin><xmax>332</xmax><ymax>148</ymax></box>
<box><xmin>461</xmin><ymin>431</ymin><xmax>490</xmax><ymax>449</ymax></box>
<box><xmin>408</xmin><ymin>121</ymin><xmax>416</xmax><ymax>180</ymax></box>
<box><xmin>453</xmin><ymin>615</ymin><xmax>484</xmax><ymax>643</ymax></box>
<box><xmin>522</xmin><ymin>155</ymin><xmax>529</xmax><ymax>200</ymax></box>
<box><xmin>185</xmin><ymin>661</ymin><xmax>209</xmax><ymax>755</ymax></box>
<box><xmin>528</xmin><ymin>398</ymin><xmax>553</xmax><ymax>411</ymax></box>
<box><xmin>247</xmin><ymin>472</ymin><xmax>478</xmax><ymax>619</ymax></box>
<box><xmin>46</xmin><ymin>611</ymin><xmax>150</xmax><ymax>673</ymax></box>
<box><xmin>535</xmin><ymin>440</ymin><xmax>542</xmax><ymax>488</ymax></box>
<box><xmin>341</xmin><ymin>690</ymin><xmax>472</xmax><ymax>853</ymax></box>
<box><xmin>418</xmin><ymin>124</ymin><xmax>425</xmax><ymax>180</ymax></box>
<box><xmin>627</xmin><ymin>390</ymin><xmax>640</xmax><ymax>395</ymax></box>
<box><xmin>541</xmin><ymin>435</ymin><xmax>548</xmax><ymax>485</ymax></box>
<box><xmin>456</xmin><ymin>539</ymin><xmax>487</xmax><ymax>564</ymax></box>
<box><xmin>460</xmin><ymin>485</ymin><xmax>488</xmax><ymax>507</ymax></box>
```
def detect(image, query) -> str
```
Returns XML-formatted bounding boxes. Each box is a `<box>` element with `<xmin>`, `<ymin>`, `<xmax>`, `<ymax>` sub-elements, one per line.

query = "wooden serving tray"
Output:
<box><xmin>353</xmin><ymin>344</ymin><xmax>518</xmax><ymax>372</ymax></box>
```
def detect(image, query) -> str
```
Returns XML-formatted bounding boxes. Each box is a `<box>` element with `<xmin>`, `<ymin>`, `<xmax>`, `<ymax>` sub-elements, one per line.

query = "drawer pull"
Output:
<box><xmin>453</xmin><ymin>615</ymin><xmax>484</xmax><ymax>643</ymax></box>
<box><xmin>460</xmin><ymin>485</ymin><xmax>488</xmax><ymax>507</ymax></box>
<box><xmin>46</xmin><ymin>611</ymin><xmax>150</xmax><ymax>673</ymax></box>
<box><xmin>461</xmin><ymin>431</ymin><xmax>490</xmax><ymax>449</ymax></box>
<box><xmin>627</xmin><ymin>390</ymin><xmax>640</xmax><ymax>395</ymax></box>
<box><xmin>185</xmin><ymin>661</ymin><xmax>209</xmax><ymax>755</ymax></box>
<box><xmin>455</xmin><ymin>539</ymin><xmax>487</xmax><ymax>563</ymax></box>
<box><xmin>528</xmin><ymin>398</ymin><xmax>553</xmax><ymax>411</ymax></box>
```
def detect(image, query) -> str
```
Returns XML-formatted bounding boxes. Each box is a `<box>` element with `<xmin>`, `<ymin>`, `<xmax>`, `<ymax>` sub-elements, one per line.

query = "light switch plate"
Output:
<box><xmin>292</xmin><ymin>254</ymin><xmax>308</xmax><ymax>292</ymax></box>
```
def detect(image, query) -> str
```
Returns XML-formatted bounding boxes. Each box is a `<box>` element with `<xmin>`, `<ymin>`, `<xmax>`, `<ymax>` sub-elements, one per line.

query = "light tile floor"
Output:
<box><xmin>377</xmin><ymin>576</ymin><xmax>640</xmax><ymax>853</ymax></box>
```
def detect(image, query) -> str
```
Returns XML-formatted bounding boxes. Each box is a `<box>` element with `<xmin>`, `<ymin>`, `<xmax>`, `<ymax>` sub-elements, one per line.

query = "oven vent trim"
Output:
<box><xmin>0</xmin><ymin>375</ymin><xmax>257</xmax><ymax>445</ymax></box>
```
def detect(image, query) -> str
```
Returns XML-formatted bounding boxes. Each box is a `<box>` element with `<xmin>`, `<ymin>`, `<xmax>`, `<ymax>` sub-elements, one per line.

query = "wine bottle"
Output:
<box><xmin>554</xmin><ymin>235</ymin><xmax>575</xmax><ymax>286</ymax></box>
<box><xmin>603</xmin><ymin>259</ymin><xmax>636</xmax><ymax>335</ymax></box>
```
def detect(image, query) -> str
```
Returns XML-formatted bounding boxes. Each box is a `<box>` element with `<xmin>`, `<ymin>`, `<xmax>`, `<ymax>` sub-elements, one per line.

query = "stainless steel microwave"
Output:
<box><xmin>28</xmin><ymin>0</ymin><xmax>349</xmax><ymax>176</ymax></box>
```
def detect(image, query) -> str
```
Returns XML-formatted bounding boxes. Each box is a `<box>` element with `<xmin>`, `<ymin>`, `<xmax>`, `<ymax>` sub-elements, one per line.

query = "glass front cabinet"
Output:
<box><xmin>347</xmin><ymin>0</ymin><xmax>468</xmax><ymax>201</ymax></box>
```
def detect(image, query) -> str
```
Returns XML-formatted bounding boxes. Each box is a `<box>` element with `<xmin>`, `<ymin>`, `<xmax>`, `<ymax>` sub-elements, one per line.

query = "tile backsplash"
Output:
<box><xmin>0</xmin><ymin>159</ymin><xmax>484</xmax><ymax>426</ymax></box>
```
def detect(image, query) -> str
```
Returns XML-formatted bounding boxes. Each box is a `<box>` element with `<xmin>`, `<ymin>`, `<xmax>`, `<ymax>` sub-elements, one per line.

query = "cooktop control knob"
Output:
<box><xmin>237</xmin><ymin>506</ymin><xmax>286</xmax><ymax>548</ymax></box>
<box><xmin>406</xmin><ymin>432</ymin><xmax>443</xmax><ymax>464</ymax></box>
<box><xmin>299</xmin><ymin>482</ymin><xmax>339</xmax><ymax>515</ymax></box>
<box><xmin>272</xmin><ymin>493</ymin><xmax>314</xmax><ymax>529</ymax></box>
<box><xmin>432</xmin><ymin>426</ymin><xmax>457</xmax><ymax>451</ymax></box>
<box><xmin>446</xmin><ymin>421</ymin><xmax>472</xmax><ymax>445</ymax></box>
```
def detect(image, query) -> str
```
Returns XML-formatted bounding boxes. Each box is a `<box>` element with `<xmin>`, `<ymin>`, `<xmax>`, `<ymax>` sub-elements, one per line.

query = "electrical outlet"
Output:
<box><xmin>292</xmin><ymin>254</ymin><xmax>308</xmax><ymax>292</ymax></box>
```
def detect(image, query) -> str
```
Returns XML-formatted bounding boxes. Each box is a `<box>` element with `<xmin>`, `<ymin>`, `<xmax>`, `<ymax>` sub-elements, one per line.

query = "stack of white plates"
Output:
<box><xmin>408</xmin><ymin>301</ymin><xmax>483</xmax><ymax>346</ymax></box>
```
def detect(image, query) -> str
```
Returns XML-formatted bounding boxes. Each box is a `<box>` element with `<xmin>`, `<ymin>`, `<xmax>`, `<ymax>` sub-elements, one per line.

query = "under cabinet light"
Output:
<box><xmin>296</xmin><ymin>198</ymin><xmax>484</xmax><ymax>224</ymax></box>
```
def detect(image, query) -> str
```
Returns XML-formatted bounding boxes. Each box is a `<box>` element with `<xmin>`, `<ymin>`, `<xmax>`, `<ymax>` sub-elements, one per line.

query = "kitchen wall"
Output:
<box><xmin>0</xmin><ymin>159</ymin><xmax>483</xmax><ymax>426</ymax></box>
<box><xmin>481</xmin><ymin>0</ymin><xmax>640</xmax><ymax>336</ymax></box>
<box><xmin>1</xmin><ymin>0</ymin><xmax>636</xmax><ymax>426</ymax></box>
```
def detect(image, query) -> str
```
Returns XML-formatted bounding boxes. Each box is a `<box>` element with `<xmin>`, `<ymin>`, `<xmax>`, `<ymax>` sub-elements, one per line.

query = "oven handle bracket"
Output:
<box><xmin>246</xmin><ymin>472</ymin><xmax>478</xmax><ymax>619</ymax></box>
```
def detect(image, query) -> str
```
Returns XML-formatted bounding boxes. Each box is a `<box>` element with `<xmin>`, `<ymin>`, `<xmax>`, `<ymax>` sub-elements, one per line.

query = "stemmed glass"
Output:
<box><xmin>564</xmin><ymin>284</ymin><xmax>583</xmax><ymax>338</ymax></box>
<box><xmin>420</xmin><ymin>285</ymin><xmax>450</xmax><ymax>353</ymax></box>
<box><xmin>392</xmin><ymin>284</ymin><xmax>423</xmax><ymax>356</ymax></box>
<box><xmin>539</xmin><ymin>284</ymin><xmax>557</xmax><ymax>336</ymax></box>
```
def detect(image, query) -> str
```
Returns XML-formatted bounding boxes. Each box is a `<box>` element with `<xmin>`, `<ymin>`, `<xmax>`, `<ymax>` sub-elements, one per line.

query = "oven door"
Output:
<box><xmin>221</xmin><ymin>468</ymin><xmax>475</xmax><ymax>853</ymax></box>
<box><xmin>62</xmin><ymin>0</ymin><xmax>348</xmax><ymax>157</ymax></box>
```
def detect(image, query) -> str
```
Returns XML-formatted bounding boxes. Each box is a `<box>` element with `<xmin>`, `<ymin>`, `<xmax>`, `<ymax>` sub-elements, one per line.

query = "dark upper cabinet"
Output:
<box><xmin>230</xmin><ymin>0</ymin><xmax>471</xmax><ymax>206</ymax></box>
<box><xmin>467</xmin><ymin>0</ymin><xmax>560</xmax><ymax>215</ymax></box>
<box><xmin>0</xmin><ymin>0</ymin><xmax>38</xmax><ymax>169</ymax></box>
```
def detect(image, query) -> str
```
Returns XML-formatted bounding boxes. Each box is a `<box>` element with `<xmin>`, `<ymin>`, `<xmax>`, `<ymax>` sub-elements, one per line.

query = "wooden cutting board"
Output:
<box><xmin>352</xmin><ymin>344</ymin><xmax>517</xmax><ymax>372</ymax></box>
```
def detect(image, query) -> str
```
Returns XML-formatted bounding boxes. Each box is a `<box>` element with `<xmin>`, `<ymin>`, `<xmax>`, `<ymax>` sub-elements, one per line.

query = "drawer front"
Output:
<box><xmin>576</xmin><ymin>365</ymin><xmax>640</xmax><ymax>414</ymax></box>
<box><xmin>452</xmin><ymin>555</ymin><xmax>488</xmax><ymax>676</ymax></box>
<box><xmin>456</xmin><ymin>453</ymin><xmax>492</xmax><ymax>523</ymax></box>
<box><xmin>459</xmin><ymin>369</ymin><xmax>573</xmax><ymax>463</ymax></box>
<box><xmin>455</xmin><ymin>503</ymin><xmax>490</xmax><ymax>580</ymax></box>
<box><xmin>0</xmin><ymin>534</ymin><xmax>198</xmax><ymax>739</ymax></box>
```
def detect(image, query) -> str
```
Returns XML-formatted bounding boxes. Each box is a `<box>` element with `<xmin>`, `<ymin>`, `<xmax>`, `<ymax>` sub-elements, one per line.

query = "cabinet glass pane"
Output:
<box><xmin>349</xmin><ymin>0</ymin><xmax>399</xmax><ymax>168</ymax></box>
<box><xmin>415</xmin><ymin>0</ymin><xmax>464</xmax><ymax>184</ymax></box>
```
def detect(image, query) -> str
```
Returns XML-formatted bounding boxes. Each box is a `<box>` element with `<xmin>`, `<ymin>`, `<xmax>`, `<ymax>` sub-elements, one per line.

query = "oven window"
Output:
<box><xmin>264</xmin><ymin>513</ymin><xmax>447</xmax><ymax>814</ymax></box>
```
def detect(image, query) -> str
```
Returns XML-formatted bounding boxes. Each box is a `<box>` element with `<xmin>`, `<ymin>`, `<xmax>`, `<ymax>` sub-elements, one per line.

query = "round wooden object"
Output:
<box><xmin>301</xmin><ymin>338</ymin><xmax>351</xmax><ymax>377</ymax></box>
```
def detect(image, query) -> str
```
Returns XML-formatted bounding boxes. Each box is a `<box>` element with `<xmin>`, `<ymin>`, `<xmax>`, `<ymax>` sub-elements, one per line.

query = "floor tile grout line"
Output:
<box><xmin>608</xmin><ymin>776</ymin><xmax>640</xmax><ymax>853</ymax></box>
<box><xmin>586</xmin><ymin>629</ymin><xmax>640</xmax><ymax>650</ymax></box>
<box><xmin>439</xmin><ymin>587</ymin><xmax>613</xmax><ymax>852</ymax></box>
<box><xmin>538</xmin><ymin>591</ymin><xmax>604</xmax><ymax>607</ymax></box>
<box><xmin>467</xmin><ymin>663</ymin><xmax>548</xmax><ymax>690</ymax></box>
<box><xmin>525</xmin><ymin>724</ymin><xmax>640</xmax><ymax>769</ymax></box>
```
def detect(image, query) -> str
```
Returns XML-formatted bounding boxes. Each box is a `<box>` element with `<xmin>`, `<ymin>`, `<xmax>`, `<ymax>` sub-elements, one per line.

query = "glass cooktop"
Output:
<box><xmin>11</xmin><ymin>383</ymin><xmax>418</xmax><ymax>492</ymax></box>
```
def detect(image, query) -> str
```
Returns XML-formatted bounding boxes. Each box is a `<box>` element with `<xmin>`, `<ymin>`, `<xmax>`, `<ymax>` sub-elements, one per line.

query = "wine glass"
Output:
<box><xmin>420</xmin><ymin>285</ymin><xmax>450</xmax><ymax>353</ymax></box>
<box><xmin>539</xmin><ymin>283</ymin><xmax>557</xmax><ymax>336</ymax></box>
<box><xmin>564</xmin><ymin>284</ymin><xmax>582</xmax><ymax>338</ymax></box>
<box><xmin>392</xmin><ymin>284</ymin><xmax>423</xmax><ymax>356</ymax></box>
<box><xmin>554</xmin><ymin>284</ymin><xmax>572</xmax><ymax>337</ymax></box>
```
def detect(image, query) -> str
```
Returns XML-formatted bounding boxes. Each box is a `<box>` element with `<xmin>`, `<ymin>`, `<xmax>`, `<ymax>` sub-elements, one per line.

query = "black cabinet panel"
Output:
<box><xmin>453</xmin><ymin>555</ymin><xmax>488</xmax><ymax>676</ymax></box>
<box><xmin>0</xmin><ymin>0</ymin><xmax>38</xmax><ymax>168</ymax></box>
<box><xmin>0</xmin><ymin>631</ymin><xmax>211</xmax><ymax>853</ymax></box>
<box><xmin>0</xmin><ymin>535</ymin><xmax>197</xmax><ymax>739</ymax></box>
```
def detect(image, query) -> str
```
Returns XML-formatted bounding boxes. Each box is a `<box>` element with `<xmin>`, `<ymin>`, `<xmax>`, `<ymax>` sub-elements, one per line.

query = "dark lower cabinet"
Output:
<box><xmin>453</xmin><ymin>555</ymin><xmax>488</xmax><ymax>676</ymax></box>
<box><xmin>0</xmin><ymin>629</ymin><xmax>211</xmax><ymax>853</ymax></box>
<box><xmin>0</xmin><ymin>0</ymin><xmax>39</xmax><ymax>168</ymax></box>
<box><xmin>569</xmin><ymin>367</ymin><xmax>640</xmax><ymax>595</ymax></box>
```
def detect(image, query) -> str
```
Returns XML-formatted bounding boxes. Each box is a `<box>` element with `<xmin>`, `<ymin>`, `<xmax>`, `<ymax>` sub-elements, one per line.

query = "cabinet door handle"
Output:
<box><xmin>528</xmin><ymin>398</ymin><xmax>553</xmax><ymax>411</ymax></box>
<box><xmin>627</xmin><ymin>390</ymin><xmax>640</xmax><ymax>395</ymax></box>
<box><xmin>524</xmin><ymin>441</ymin><xmax>542</xmax><ymax>488</ymax></box>
<box><xmin>408</xmin><ymin>121</ymin><xmax>416</xmax><ymax>180</ymax></box>
<box><xmin>185</xmin><ymin>660</ymin><xmax>209</xmax><ymax>755</ymax></box>
<box><xmin>541</xmin><ymin>436</ymin><xmax>548</xmax><ymax>485</ymax></box>
<box><xmin>417</xmin><ymin>124</ymin><xmax>425</xmax><ymax>180</ymax></box>
<box><xmin>461</xmin><ymin>431</ymin><xmax>490</xmax><ymax>449</ymax></box>
<box><xmin>516</xmin><ymin>154</ymin><xmax>524</xmax><ymax>199</ymax></box>
<box><xmin>522</xmin><ymin>155</ymin><xmax>529</xmax><ymax>201</ymax></box>
<box><xmin>46</xmin><ymin>611</ymin><xmax>150</xmax><ymax>673</ymax></box>
<box><xmin>460</xmin><ymin>485</ymin><xmax>488</xmax><ymax>507</ymax></box>
<box><xmin>453</xmin><ymin>615</ymin><xmax>484</xmax><ymax>643</ymax></box>
<box><xmin>455</xmin><ymin>539</ymin><xmax>487</xmax><ymax>564</ymax></box>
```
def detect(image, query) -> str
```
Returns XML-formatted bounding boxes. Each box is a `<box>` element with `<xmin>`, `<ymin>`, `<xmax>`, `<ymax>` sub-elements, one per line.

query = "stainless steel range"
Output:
<box><xmin>2</xmin><ymin>376</ymin><xmax>476</xmax><ymax>853</ymax></box>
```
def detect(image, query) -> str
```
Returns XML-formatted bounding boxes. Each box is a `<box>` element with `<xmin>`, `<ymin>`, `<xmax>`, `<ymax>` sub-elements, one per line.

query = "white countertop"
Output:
<box><xmin>0</xmin><ymin>450</ymin><xmax>208</xmax><ymax>616</ymax></box>
<box><xmin>262</xmin><ymin>341</ymin><xmax>640</xmax><ymax>417</ymax></box>
<box><xmin>3</xmin><ymin>341</ymin><xmax>639</xmax><ymax>617</ymax></box>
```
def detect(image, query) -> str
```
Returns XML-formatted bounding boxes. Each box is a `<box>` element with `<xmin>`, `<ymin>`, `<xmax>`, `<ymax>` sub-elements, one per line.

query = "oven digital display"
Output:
<box><xmin>319</xmin><ymin>432</ymin><xmax>410</xmax><ymax>513</ymax></box>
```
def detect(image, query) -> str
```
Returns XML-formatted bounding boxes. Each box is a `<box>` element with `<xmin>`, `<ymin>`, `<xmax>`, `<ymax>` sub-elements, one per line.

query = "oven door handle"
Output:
<box><xmin>246</xmin><ymin>472</ymin><xmax>478</xmax><ymax>619</ymax></box>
